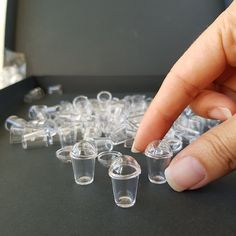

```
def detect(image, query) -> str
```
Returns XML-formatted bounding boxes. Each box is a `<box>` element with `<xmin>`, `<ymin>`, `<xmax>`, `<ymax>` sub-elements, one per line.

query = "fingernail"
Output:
<box><xmin>131</xmin><ymin>142</ymin><xmax>140</xmax><ymax>153</ymax></box>
<box><xmin>208</xmin><ymin>107</ymin><xmax>232</xmax><ymax>120</ymax></box>
<box><xmin>165</xmin><ymin>156</ymin><xmax>207</xmax><ymax>192</ymax></box>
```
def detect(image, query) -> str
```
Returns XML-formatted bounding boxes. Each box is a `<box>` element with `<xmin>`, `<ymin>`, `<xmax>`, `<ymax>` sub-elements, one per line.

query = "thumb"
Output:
<box><xmin>165</xmin><ymin>115</ymin><xmax>236</xmax><ymax>192</ymax></box>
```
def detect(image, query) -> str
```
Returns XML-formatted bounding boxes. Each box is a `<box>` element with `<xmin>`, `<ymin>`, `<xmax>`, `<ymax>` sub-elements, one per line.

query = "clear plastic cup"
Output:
<box><xmin>86</xmin><ymin>137</ymin><xmax>113</xmax><ymax>153</ymax></box>
<box><xmin>22</xmin><ymin>129</ymin><xmax>50</xmax><ymax>149</ymax></box>
<box><xmin>145</xmin><ymin>140</ymin><xmax>173</xmax><ymax>184</ymax></box>
<box><xmin>55</xmin><ymin>118</ymin><xmax>77</xmax><ymax>147</ymax></box>
<box><xmin>10</xmin><ymin>126</ymin><xmax>25</xmax><ymax>144</ymax></box>
<box><xmin>58</xmin><ymin>126</ymin><xmax>77</xmax><ymax>147</ymax></box>
<box><xmin>56</xmin><ymin>146</ymin><xmax>72</xmax><ymax>163</ymax></box>
<box><xmin>83</xmin><ymin>126</ymin><xmax>102</xmax><ymax>140</ymax></box>
<box><xmin>109</xmin><ymin>125</ymin><xmax>129</xmax><ymax>145</ymax></box>
<box><xmin>109</xmin><ymin>155</ymin><xmax>141</xmax><ymax>208</ymax></box>
<box><xmin>28</xmin><ymin>105</ymin><xmax>48</xmax><ymax>120</ymax></box>
<box><xmin>70</xmin><ymin>141</ymin><xmax>97</xmax><ymax>185</ymax></box>
<box><xmin>24</xmin><ymin>87</ymin><xmax>45</xmax><ymax>103</ymax></box>
<box><xmin>97</xmin><ymin>151</ymin><xmax>122</xmax><ymax>168</ymax></box>
<box><xmin>164</xmin><ymin>137</ymin><xmax>183</xmax><ymax>155</ymax></box>
<box><xmin>124</xmin><ymin>138</ymin><xmax>134</xmax><ymax>149</ymax></box>
<box><xmin>47</xmin><ymin>84</ymin><xmax>63</xmax><ymax>95</ymax></box>
<box><xmin>5</xmin><ymin>115</ymin><xmax>27</xmax><ymax>131</ymax></box>
<box><xmin>97</xmin><ymin>91</ymin><xmax>112</xmax><ymax>110</ymax></box>
<box><xmin>72</xmin><ymin>95</ymin><xmax>92</xmax><ymax>115</ymax></box>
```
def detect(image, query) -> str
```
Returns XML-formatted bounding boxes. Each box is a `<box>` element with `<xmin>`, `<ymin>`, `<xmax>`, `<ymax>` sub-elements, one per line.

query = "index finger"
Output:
<box><xmin>132</xmin><ymin>10</ymin><xmax>228</xmax><ymax>153</ymax></box>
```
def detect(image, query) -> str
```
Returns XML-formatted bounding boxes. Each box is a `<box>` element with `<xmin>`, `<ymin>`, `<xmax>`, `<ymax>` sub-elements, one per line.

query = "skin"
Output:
<box><xmin>132</xmin><ymin>1</ymin><xmax>236</xmax><ymax>191</ymax></box>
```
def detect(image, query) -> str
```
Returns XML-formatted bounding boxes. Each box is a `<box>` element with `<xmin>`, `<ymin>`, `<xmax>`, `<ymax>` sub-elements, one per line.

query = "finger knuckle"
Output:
<box><xmin>168</xmin><ymin>70</ymin><xmax>200</xmax><ymax>100</ymax></box>
<box><xmin>203</xmin><ymin>131</ymin><xmax>236</xmax><ymax>171</ymax></box>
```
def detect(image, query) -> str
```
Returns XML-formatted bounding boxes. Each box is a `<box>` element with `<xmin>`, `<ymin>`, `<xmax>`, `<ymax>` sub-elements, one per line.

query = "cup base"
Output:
<box><xmin>75</xmin><ymin>176</ymin><xmax>94</xmax><ymax>185</ymax></box>
<box><xmin>148</xmin><ymin>175</ymin><xmax>166</xmax><ymax>184</ymax></box>
<box><xmin>115</xmin><ymin>196</ymin><xmax>135</xmax><ymax>208</ymax></box>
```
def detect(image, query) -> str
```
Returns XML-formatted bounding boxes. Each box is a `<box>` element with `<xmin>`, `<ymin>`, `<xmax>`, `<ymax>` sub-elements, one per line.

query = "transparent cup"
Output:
<box><xmin>22</xmin><ymin>129</ymin><xmax>50</xmax><ymax>149</ymax></box>
<box><xmin>145</xmin><ymin>140</ymin><xmax>173</xmax><ymax>184</ymax></box>
<box><xmin>164</xmin><ymin>137</ymin><xmax>183</xmax><ymax>156</ymax></box>
<box><xmin>109</xmin><ymin>155</ymin><xmax>141</xmax><ymax>208</ymax></box>
<box><xmin>56</xmin><ymin>146</ymin><xmax>72</xmax><ymax>163</ymax></box>
<box><xmin>55</xmin><ymin>119</ymin><xmax>77</xmax><ymax>147</ymax></box>
<box><xmin>24</xmin><ymin>87</ymin><xmax>45</xmax><ymax>103</ymax></box>
<box><xmin>86</xmin><ymin>137</ymin><xmax>113</xmax><ymax>153</ymax></box>
<box><xmin>83</xmin><ymin>126</ymin><xmax>102</xmax><ymax>140</ymax></box>
<box><xmin>124</xmin><ymin>138</ymin><xmax>134</xmax><ymax>149</ymax></box>
<box><xmin>58</xmin><ymin>126</ymin><xmax>77</xmax><ymax>147</ymax></box>
<box><xmin>97</xmin><ymin>91</ymin><xmax>112</xmax><ymax>110</ymax></box>
<box><xmin>72</xmin><ymin>95</ymin><xmax>92</xmax><ymax>115</ymax></box>
<box><xmin>98</xmin><ymin>151</ymin><xmax>122</xmax><ymax>168</ymax></box>
<box><xmin>70</xmin><ymin>141</ymin><xmax>97</xmax><ymax>185</ymax></box>
<box><xmin>5</xmin><ymin>115</ymin><xmax>27</xmax><ymax>131</ymax></box>
<box><xmin>10</xmin><ymin>126</ymin><xmax>25</xmax><ymax>144</ymax></box>
<box><xmin>109</xmin><ymin>125</ymin><xmax>129</xmax><ymax>145</ymax></box>
<box><xmin>28</xmin><ymin>105</ymin><xmax>48</xmax><ymax>120</ymax></box>
<box><xmin>47</xmin><ymin>84</ymin><xmax>63</xmax><ymax>95</ymax></box>
<box><xmin>43</xmin><ymin>119</ymin><xmax>60</xmax><ymax>145</ymax></box>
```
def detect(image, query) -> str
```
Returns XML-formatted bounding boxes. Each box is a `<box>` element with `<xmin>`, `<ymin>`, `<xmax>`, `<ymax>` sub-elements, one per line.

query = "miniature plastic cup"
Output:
<box><xmin>145</xmin><ymin>140</ymin><xmax>173</xmax><ymax>184</ymax></box>
<box><xmin>72</xmin><ymin>95</ymin><xmax>92</xmax><ymax>115</ymax></box>
<box><xmin>22</xmin><ymin>129</ymin><xmax>50</xmax><ymax>149</ymax></box>
<box><xmin>56</xmin><ymin>146</ymin><xmax>72</xmax><ymax>163</ymax></box>
<box><xmin>58</xmin><ymin>126</ymin><xmax>77</xmax><ymax>147</ymax></box>
<box><xmin>10</xmin><ymin>126</ymin><xmax>25</xmax><ymax>144</ymax></box>
<box><xmin>86</xmin><ymin>137</ymin><xmax>113</xmax><ymax>153</ymax></box>
<box><xmin>70</xmin><ymin>141</ymin><xmax>97</xmax><ymax>185</ymax></box>
<box><xmin>97</xmin><ymin>91</ymin><xmax>112</xmax><ymax>110</ymax></box>
<box><xmin>98</xmin><ymin>151</ymin><xmax>122</xmax><ymax>168</ymax></box>
<box><xmin>28</xmin><ymin>105</ymin><xmax>48</xmax><ymax>120</ymax></box>
<box><xmin>109</xmin><ymin>125</ymin><xmax>129</xmax><ymax>145</ymax></box>
<box><xmin>42</xmin><ymin>119</ymin><xmax>60</xmax><ymax>145</ymax></box>
<box><xmin>47</xmin><ymin>84</ymin><xmax>63</xmax><ymax>95</ymax></box>
<box><xmin>5</xmin><ymin>115</ymin><xmax>27</xmax><ymax>131</ymax></box>
<box><xmin>109</xmin><ymin>155</ymin><xmax>141</xmax><ymax>208</ymax></box>
<box><xmin>83</xmin><ymin>126</ymin><xmax>102</xmax><ymax>140</ymax></box>
<box><xmin>55</xmin><ymin>119</ymin><xmax>77</xmax><ymax>147</ymax></box>
<box><xmin>124</xmin><ymin>138</ymin><xmax>134</xmax><ymax>149</ymax></box>
<box><xmin>164</xmin><ymin>137</ymin><xmax>183</xmax><ymax>155</ymax></box>
<box><xmin>24</xmin><ymin>87</ymin><xmax>45</xmax><ymax>103</ymax></box>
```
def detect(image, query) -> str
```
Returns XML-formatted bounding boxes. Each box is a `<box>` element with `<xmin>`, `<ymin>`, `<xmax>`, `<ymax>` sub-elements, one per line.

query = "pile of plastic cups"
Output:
<box><xmin>5</xmin><ymin>90</ymin><xmax>220</xmax><ymax>208</ymax></box>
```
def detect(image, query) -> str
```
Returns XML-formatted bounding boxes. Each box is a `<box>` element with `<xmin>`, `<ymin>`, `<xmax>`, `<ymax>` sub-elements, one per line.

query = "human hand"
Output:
<box><xmin>132</xmin><ymin>2</ymin><xmax>236</xmax><ymax>191</ymax></box>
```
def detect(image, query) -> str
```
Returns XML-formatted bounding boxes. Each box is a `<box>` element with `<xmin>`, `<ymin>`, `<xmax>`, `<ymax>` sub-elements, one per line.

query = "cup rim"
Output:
<box><xmin>145</xmin><ymin>152</ymin><xmax>172</xmax><ymax>159</ymax></box>
<box><xmin>56</xmin><ymin>146</ymin><xmax>73</xmax><ymax>163</ymax></box>
<box><xmin>70</xmin><ymin>152</ymin><xmax>97</xmax><ymax>160</ymax></box>
<box><xmin>97</xmin><ymin>151</ymin><xmax>122</xmax><ymax>167</ymax></box>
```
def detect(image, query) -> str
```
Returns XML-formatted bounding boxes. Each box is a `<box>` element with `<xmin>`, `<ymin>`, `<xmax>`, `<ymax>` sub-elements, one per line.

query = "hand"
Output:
<box><xmin>132</xmin><ymin>2</ymin><xmax>236</xmax><ymax>192</ymax></box>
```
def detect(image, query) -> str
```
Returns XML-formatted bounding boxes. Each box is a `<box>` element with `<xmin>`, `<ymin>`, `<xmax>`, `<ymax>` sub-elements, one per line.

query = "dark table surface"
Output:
<box><xmin>0</xmin><ymin>87</ymin><xmax>236</xmax><ymax>236</ymax></box>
